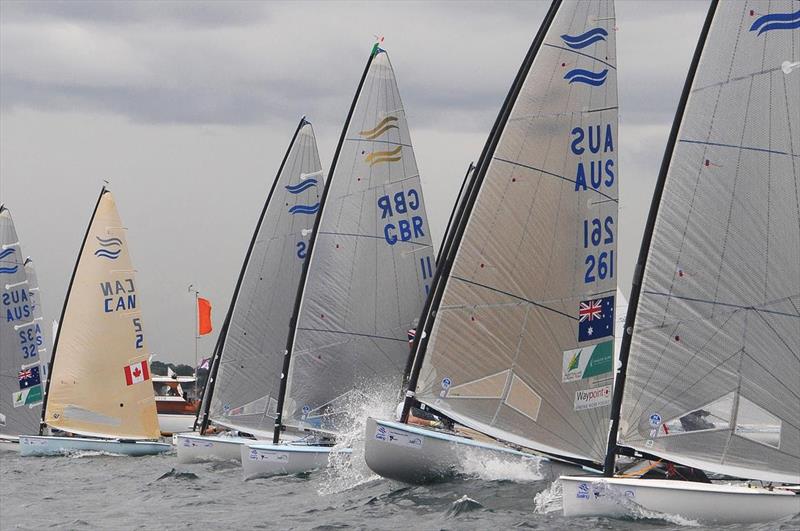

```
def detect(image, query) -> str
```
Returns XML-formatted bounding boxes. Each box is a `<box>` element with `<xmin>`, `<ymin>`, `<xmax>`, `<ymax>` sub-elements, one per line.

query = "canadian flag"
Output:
<box><xmin>124</xmin><ymin>360</ymin><xmax>150</xmax><ymax>386</ymax></box>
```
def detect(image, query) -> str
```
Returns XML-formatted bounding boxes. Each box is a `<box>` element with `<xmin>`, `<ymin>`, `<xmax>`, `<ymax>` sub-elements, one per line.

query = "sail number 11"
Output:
<box><xmin>583</xmin><ymin>216</ymin><xmax>614</xmax><ymax>284</ymax></box>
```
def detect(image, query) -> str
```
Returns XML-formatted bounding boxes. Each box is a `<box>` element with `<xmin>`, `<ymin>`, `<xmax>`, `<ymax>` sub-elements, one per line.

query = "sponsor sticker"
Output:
<box><xmin>649</xmin><ymin>413</ymin><xmax>662</xmax><ymax>427</ymax></box>
<box><xmin>574</xmin><ymin>385</ymin><xmax>611</xmax><ymax>411</ymax></box>
<box><xmin>374</xmin><ymin>425</ymin><xmax>423</xmax><ymax>449</ymax></box>
<box><xmin>562</xmin><ymin>340</ymin><xmax>613</xmax><ymax>382</ymax></box>
<box><xmin>576</xmin><ymin>482</ymin><xmax>590</xmax><ymax>499</ymax></box>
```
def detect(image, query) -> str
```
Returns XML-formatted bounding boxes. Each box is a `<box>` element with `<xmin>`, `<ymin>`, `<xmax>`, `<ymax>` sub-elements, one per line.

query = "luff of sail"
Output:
<box><xmin>412</xmin><ymin>0</ymin><xmax>618</xmax><ymax>464</ymax></box>
<box><xmin>616</xmin><ymin>0</ymin><xmax>799</xmax><ymax>484</ymax></box>
<box><xmin>43</xmin><ymin>190</ymin><xmax>160</xmax><ymax>440</ymax></box>
<box><xmin>0</xmin><ymin>206</ymin><xmax>44</xmax><ymax>436</ymax></box>
<box><xmin>283</xmin><ymin>49</ymin><xmax>435</xmax><ymax>434</ymax></box>
<box><xmin>205</xmin><ymin>119</ymin><xmax>324</xmax><ymax>438</ymax></box>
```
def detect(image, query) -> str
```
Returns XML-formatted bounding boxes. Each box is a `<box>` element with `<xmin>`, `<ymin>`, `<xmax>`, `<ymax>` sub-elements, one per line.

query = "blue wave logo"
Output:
<box><xmin>94</xmin><ymin>236</ymin><xmax>122</xmax><ymax>260</ymax></box>
<box><xmin>749</xmin><ymin>9</ymin><xmax>800</xmax><ymax>35</ymax></box>
<box><xmin>564</xmin><ymin>68</ymin><xmax>608</xmax><ymax>86</ymax></box>
<box><xmin>0</xmin><ymin>248</ymin><xmax>18</xmax><ymax>274</ymax></box>
<box><xmin>561</xmin><ymin>27</ymin><xmax>608</xmax><ymax>49</ymax></box>
<box><xmin>285</xmin><ymin>178</ymin><xmax>319</xmax><ymax>194</ymax></box>
<box><xmin>288</xmin><ymin>203</ymin><xmax>320</xmax><ymax>215</ymax></box>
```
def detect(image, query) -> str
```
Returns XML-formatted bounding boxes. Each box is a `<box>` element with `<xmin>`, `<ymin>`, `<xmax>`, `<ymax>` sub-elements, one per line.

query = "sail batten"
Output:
<box><xmin>614</xmin><ymin>0</ymin><xmax>799</xmax><ymax>484</ymax></box>
<box><xmin>408</xmin><ymin>0</ymin><xmax>619</xmax><ymax>465</ymax></box>
<box><xmin>203</xmin><ymin>119</ymin><xmax>324</xmax><ymax>437</ymax></box>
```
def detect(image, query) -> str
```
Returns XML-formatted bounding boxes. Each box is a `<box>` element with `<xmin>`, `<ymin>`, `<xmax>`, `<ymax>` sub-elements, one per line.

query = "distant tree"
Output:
<box><xmin>174</xmin><ymin>364</ymin><xmax>195</xmax><ymax>376</ymax></box>
<box><xmin>150</xmin><ymin>360</ymin><xmax>168</xmax><ymax>376</ymax></box>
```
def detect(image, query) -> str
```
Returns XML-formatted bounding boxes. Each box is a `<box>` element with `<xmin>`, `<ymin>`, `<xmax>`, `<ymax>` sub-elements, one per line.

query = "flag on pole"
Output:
<box><xmin>198</xmin><ymin>297</ymin><xmax>212</xmax><ymax>335</ymax></box>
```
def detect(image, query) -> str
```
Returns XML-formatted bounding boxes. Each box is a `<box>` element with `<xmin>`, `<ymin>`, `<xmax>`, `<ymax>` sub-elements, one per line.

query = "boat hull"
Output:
<box><xmin>0</xmin><ymin>434</ymin><xmax>19</xmax><ymax>452</ymax></box>
<box><xmin>240</xmin><ymin>442</ymin><xmax>351</xmax><ymax>479</ymax></box>
<box><xmin>18</xmin><ymin>435</ymin><xmax>171</xmax><ymax>457</ymax></box>
<box><xmin>560</xmin><ymin>475</ymin><xmax>800</xmax><ymax>524</ymax></box>
<box><xmin>364</xmin><ymin>417</ymin><xmax>592</xmax><ymax>484</ymax></box>
<box><xmin>175</xmin><ymin>433</ymin><xmax>253</xmax><ymax>463</ymax></box>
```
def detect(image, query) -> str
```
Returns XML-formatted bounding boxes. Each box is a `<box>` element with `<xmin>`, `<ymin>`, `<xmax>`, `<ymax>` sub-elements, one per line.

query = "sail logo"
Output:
<box><xmin>749</xmin><ymin>9</ymin><xmax>800</xmax><ymax>35</ymax></box>
<box><xmin>564</xmin><ymin>68</ymin><xmax>608</xmax><ymax>87</ymax></box>
<box><xmin>124</xmin><ymin>360</ymin><xmax>150</xmax><ymax>385</ymax></box>
<box><xmin>561</xmin><ymin>27</ymin><xmax>608</xmax><ymax>49</ymax></box>
<box><xmin>0</xmin><ymin>248</ymin><xmax>18</xmax><ymax>274</ymax></box>
<box><xmin>578</xmin><ymin>296</ymin><xmax>614</xmax><ymax>342</ymax></box>
<box><xmin>18</xmin><ymin>365</ymin><xmax>41</xmax><ymax>389</ymax></box>
<box><xmin>285</xmin><ymin>178</ymin><xmax>318</xmax><ymax>194</ymax></box>
<box><xmin>562</xmin><ymin>340</ymin><xmax>613</xmax><ymax>382</ymax></box>
<box><xmin>365</xmin><ymin>146</ymin><xmax>402</xmax><ymax>166</ymax></box>
<box><xmin>359</xmin><ymin>115</ymin><xmax>398</xmax><ymax>140</ymax></box>
<box><xmin>574</xmin><ymin>384</ymin><xmax>611</xmax><ymax>411</ymax></box>
<box><xmin>94</xmin><ymin>236</ymin><xmax>122</xmax><ymax>260</ymax></box>
<box><xmin>12</xmin><ymin>384</ymin><xmax>42</xmax><ymax>408</ymax></box>
<box><xmin>288</xmin><ymin>202</ymin><xmax>320</xmax><ymax>215</ymax></box>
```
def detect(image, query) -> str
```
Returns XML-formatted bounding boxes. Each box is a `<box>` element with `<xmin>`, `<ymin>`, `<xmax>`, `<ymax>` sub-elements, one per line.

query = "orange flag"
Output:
<box><xmin>198</xmin><ymin>297</ymin><xmax>212</xmax><ymax>335</ymax></box>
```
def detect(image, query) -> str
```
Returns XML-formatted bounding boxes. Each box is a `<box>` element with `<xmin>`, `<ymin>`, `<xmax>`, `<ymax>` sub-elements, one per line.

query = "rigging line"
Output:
<box><xmin>450</xmin><ymin>275</ymin><xmax>573</xmax><ymax>321</ymax></box>
<box><xmin>317</xmin><ymin>230</ymin><xmax>431</xmax><ymax>248</ymax></box>
<box><xmin>542</xmin><ymin>43</ymin><xmax>617</xmax><ymax>69</ymax></box>
<box><xmin>493</xmin><ymin>157</ymin><xmax>618</xmax><ymax>202</ymax></box>
<box><xmin>691</xmin><ymin>65</ymin><xmax>789</xmax><ymax>94</ymax></box>
<box><xmin>753</xmin><ymin>309</ymin><xmax>800</xmax><ymax>362</ymax></box>
<box><xmin>586</xmin><ymin>105</ymin><xmax>618</xmax><ymax>114</ymax></box>
<box><xmin>345</xmin><ymin>138</ymin><xmax>412</xmax><ymax>148</ymax></box>
<box><xmin>642</xmin><ymin>291</ymin><xmax>800</xmax><ymax>319</ymax></box>
<box><xmin>678</xmin><ymin>139</ymin><xmax>797</xmax><ymax>158</ymax></box>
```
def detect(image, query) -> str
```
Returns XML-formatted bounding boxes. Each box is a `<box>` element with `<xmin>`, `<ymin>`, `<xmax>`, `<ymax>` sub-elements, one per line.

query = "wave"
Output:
<box><xmin>0</xmin><ymin>248</ymin><xmax>15</xmax><ymax>260</ymax></box>
<box><xmin>95</xmin><ymin>236</ymin><xmax>123</xmax><ymax>246</ymax></box>
<box><xmin>359</xmin><ymin>116</ymin><xmax>398</xmax><ymax>140</ymax></box>
<box><xmin>749</xmin><ymin>9</ymin><xmax>800</xmax><ymax>35</ymax></box>
<box><xmin>0</xmin><ymin>265</ymin><xmax>19</xmax><ymax>274</ymax></box>
<box><xmin>286</xmin><ymin>178</ymin><xmax>319</xmax><ymax>194</ymax></box>
<box><xmin>564</xmin><ymin>68</ymin><xmax>608</xmax><ymax>86</ymax></box>
<box><xmin>560</xmin><ymin>27</ymin><xmax>608</xmax><ymax>49</ymax></box>
<box><xmin>288</xmin><ymin>203</ymin><xmax>320</xmax><ymax>215</ymax></box>
<box><xmin>94</xmin><ymin>249</ymin><xmax>121</xmax><ymax>260</ymax></box>
<box><xmin>364</xmin><ymin>146</ymin><xmax>402</xmax><ymax>166</ymax></box>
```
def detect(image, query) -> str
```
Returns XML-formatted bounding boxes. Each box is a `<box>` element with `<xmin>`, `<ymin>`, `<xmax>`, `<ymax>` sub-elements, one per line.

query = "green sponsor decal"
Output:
<box><xmin>583</xmin><ymin>340</ymin><xmax>613</xmax><ymax>378</ymax></box>
<box><xmin>12</xmin><ymin>384</ymin><xmax>42</xmax><ymax>407</ymax></box>
<box><xmin>562</xmin><ymin>340</ymin><xmax>613</xmax><ymax>382</ymax></box>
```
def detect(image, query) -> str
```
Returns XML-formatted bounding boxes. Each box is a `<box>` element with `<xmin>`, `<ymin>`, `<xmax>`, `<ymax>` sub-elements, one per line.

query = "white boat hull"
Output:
<box><xmin>240</xmin><ymin>442</ymin><xmax>351</xmax><ymax>479</ymax></box>
<box><xmin>19</xmin><ymin>435</ymin><xmax>171</xmax><ymax>457</ymax></box>
<box><xmin>561</xmin><ymin>475</ymin><xmax>800</xmax><ymax>524</ymax></box>
<box><xmin>157</xmin><ymin>414</ymin><xmax>196</xmax><ymax>436</ymax></box>
<box><xmin>0</xmin><ymin>434</ymin><xmax>19</xmax><ymax>452</ymax></box>
<box><xmin>175</xmin><ymin>433</ymin><xmax>253</xmax><ymax>463</ymax></box>
<box><xmin>364</xmin><ymin>417</ymin><xmax>594</xmax><ymax>484</ymax></box>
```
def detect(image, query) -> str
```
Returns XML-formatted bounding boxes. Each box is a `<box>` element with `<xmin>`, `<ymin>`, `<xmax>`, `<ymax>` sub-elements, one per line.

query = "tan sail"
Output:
<box><xmin>45</xmin><ymin>189</ymin><xmax>159</xmax><ymax>439</ymax></box>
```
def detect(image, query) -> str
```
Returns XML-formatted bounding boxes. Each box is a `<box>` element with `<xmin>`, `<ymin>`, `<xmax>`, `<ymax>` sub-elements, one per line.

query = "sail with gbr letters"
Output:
<box><xmin>201</xmin><ymin>118</ymin><xmax>324</xmax><ymax>438</ymax></box>
<box><xmin>0</xmin><ymin>206</ymin><xmax>45</xmax><ymax>437</ymax></box>
<box><xmin>41</xmin><ymin>189</ymin><xmax>160</xmax><ymax>440</ymax></box>
<box><xmin>613</xmin><ymin>0</ymin><xmax>799</xmax><ymax>484</ymax></box>
<box><xmin>277</xmin><ymin>47</ymin><xmax>435</xmax><ymax>437</ymax></box>
<box><xmin>407</xmin><ymin>0</ymin><xmax>619</xmax><ymax>465</ymax></box>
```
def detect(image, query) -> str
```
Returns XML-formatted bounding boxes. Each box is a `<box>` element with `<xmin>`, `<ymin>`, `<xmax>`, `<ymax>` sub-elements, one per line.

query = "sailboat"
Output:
<box><xmin>19</xmin><ymin>188</ymin><xmax>169</xmax><ymax>456</ymax></box>
<box><xmin>176</xmin><ymin>117</ymin><xmax>324</xmax><ymax>463</ymax></box>
<box><xmin>240</xmin><ymin>44</ymin><xmax>435</xmax><ymax>479</ymax></box>
<box><xmin>560</xmin><ymin>0</ymin><xmax>800</xmax><ymax>524</ymax></box>
<box><xmin>365</xmin><ymin>0</ymin><xmax>620</xmax><ymax>483</ymax></box>
<box><xmin>0</xmin><ymin>206</ymin><xmax>45</xmax><ymax>448</ymax></box>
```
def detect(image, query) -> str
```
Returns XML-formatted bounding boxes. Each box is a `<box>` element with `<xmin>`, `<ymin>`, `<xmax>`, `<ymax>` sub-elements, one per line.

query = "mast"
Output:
<box><xmin>38</xmin><ymin>186</ymin><xmax>107</xmax><ymax>435</ymax></box>
<box><xmin>197</xmin><ymin>117</ymin><xmax>310</xmax><ymax>435</ymax></box>
<box><xmin>402</xmin><ymin>0</ymin><xmax>563</xmax><ymax>422</ymax></box>
<box><xmin>436</xmin><ymin>163</ymin><xmax>474</xmax><ymax>265</ymax></box>
<box><xmin>602</xmin><ymin>0</ymin><xmax>719</xmax><ymax>477</ymax></box>
<box><xmin>273</xmin><ymin>49</ymin><xmax>377</xmax><ymax>444</ymax></box>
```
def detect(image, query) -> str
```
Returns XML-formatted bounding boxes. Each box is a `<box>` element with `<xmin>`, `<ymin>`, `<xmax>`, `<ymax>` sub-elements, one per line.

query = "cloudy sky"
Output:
<box><xmin>0</xmin><ymin>0</ymin><xmax>709</xmax><ymax>364</ymax></box>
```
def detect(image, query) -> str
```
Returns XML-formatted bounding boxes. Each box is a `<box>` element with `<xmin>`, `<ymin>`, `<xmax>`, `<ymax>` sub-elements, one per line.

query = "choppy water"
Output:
<box><xmin>2</xmin><ymin>446</ymin><xmax>798</xmax><ymax>530</ymax></box>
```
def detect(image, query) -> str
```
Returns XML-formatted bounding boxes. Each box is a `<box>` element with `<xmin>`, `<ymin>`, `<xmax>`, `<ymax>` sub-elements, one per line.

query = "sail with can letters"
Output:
<box><xmin>0</xmin><ymin>206</ymin><xmax>45</xmax><ymax>437</ymax></box>
<box><xmin>200</xmin><ymin>118</ymin><xmax>324</xmax><ymax>438</ymax></box>
<box><xmin>275</xmin><ymin>47</ymin><xmax>435</xmax><ymax>438</ymax></box>
<box><xmin>611</xmin><ymin>0</ymin><xmax>799</xmax><ymax>484</ymax></box>
<box><xmin>40</xmin><ymin>189</ymin><xmax>160</xmax><ymax>440</ymax></box>
<box><xmin>406</xmin><ymin>0</ymin><xmax>619</xmax><ymax>465</ymax></box>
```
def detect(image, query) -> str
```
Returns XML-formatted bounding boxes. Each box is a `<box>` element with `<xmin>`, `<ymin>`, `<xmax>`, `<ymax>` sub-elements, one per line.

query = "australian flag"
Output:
<box><xmin>578</xmin><ymin>296</ymin><xmax>614</xmax><ymax>342</ymax></box>
<box><xmin>18</xmin><ymin>365</ymin><xmax>41</xmax><ymax>389</ymax></box>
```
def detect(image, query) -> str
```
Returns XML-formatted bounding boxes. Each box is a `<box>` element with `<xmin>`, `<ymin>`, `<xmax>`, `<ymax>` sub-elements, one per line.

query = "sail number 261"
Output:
<box><xmin>583</xmin><ymin>216</ymin><xmax>614</xmax><ymax>283</ymax></box>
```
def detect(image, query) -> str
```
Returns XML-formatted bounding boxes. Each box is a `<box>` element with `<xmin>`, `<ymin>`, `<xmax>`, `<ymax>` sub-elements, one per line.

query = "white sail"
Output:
<box><xmin>0</xmin><ymin>206</ymin><xmax>44</xmax><ymax>435</ymax></box>
<box><xmin>412</xmin><ymin>0</ymin><xmax>618</xmax><ymax>464</ymax></box>
<box><xmin>205</xmin><ymin>119</ymin><xmax>323</xmax><ymax>437</ymax></box>
<box><xmin>24</xmin><ymin>258</ymin><xmax>51</xmax><ymax>374</ymax></box>
<box><xmin>616</xmin><ymin>0</ymin><xmax>799</xmax><ymax>484</ymax></box>
<box><xmin>43</xmin><ymin>189</ymin><xmax>160</xmax><ymax>440</ymax></box>
<box><xmin>283</xmin><ymin>49</ymin><xmax>435</xmax><ymax>434</ymax></box>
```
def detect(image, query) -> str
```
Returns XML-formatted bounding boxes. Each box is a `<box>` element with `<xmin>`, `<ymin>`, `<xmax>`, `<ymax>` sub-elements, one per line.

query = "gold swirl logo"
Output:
<box><xmin>364</xmin><ymin>145</ymin><xmax>402</xmax><ymax>166</ymax></box>
<box><xmin>359</xmin><ymin>115</ymin><xmax>398</xmax><ymax>140</ymax></box>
